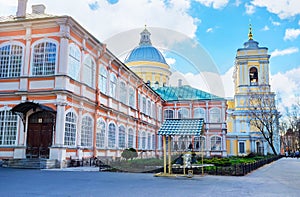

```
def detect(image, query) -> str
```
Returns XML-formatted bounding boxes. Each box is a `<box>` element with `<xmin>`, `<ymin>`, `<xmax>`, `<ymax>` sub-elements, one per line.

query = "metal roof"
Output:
<box><xmin>158</xmin><ymin>119</ymin><xmax>204</xmax><ymax>136</ymax></box>
<box><xmin>154</xmin><ymin>85</ymin><xmax>221</xmax><ymax>101</ymax></box>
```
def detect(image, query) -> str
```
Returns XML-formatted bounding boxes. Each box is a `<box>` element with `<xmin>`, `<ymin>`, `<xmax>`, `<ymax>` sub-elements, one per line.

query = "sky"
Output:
<box><xmin>0</xmin><ymin>0</ymin><xmax>299</xmax><ymax>111</ymax></box>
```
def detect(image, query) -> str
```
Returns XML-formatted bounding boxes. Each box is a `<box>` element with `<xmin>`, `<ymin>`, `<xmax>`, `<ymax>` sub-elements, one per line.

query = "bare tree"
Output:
<box><xmin>247</xmin><ymin>93</ymin><xmax>280</xmax><ymax>155</ymax></box>
<box><xmin>281</xmin><ymin>98</ymin><xmax>300</xmax><ymax>150</ymax></box>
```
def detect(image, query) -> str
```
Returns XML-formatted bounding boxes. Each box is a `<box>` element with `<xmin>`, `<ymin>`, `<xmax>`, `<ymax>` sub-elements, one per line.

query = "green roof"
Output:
<box><xmin>158</xmin><ymin>119</ymin><xmax>204</xmax><ymax>136</ymax></box>
<box><xmin>154</xmin><ymin>85</ymin><xmax>221</xmax><ymax>101</ymax></box>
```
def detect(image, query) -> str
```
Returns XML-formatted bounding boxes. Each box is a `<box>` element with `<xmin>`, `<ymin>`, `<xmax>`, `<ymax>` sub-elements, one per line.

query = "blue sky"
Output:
<box><xmin>0</xmin><ymin>0</ymin><xmax>299</xmax><ymax>106</ymax></box>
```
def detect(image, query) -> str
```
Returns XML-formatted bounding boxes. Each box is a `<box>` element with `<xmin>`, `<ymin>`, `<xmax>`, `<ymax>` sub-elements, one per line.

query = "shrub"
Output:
<box><xmin>121</xmin><ymin>148</ymin><xmax>138</xmax><ymax>161</ymax></box>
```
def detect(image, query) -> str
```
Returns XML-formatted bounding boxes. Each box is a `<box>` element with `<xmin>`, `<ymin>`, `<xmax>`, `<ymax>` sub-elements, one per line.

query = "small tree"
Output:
<box><xmin>247</xmin><ymin>93</ymin><xmax>280</xmax><ymax>155</ymax></box>
<box><xmin>121</xmin><ymin>148</ymin><xmax>138</xmax><ymax>161</ymax></box>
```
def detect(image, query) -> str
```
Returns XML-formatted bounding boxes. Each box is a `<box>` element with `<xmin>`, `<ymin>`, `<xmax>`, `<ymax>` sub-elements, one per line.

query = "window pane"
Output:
<box><xmin>108</xmin><ymin>123</ymin><xmax>116</xmax><ymax>148</ymax></box>
<box><xmin>0</xmin><ymin>110</ymin><xmax>18</xmax><ymax>145</ymax></box>
<box><xmin>0</xmin><ymin>44</ymin><xmax>23</xmax><ymax>78</ymax></box>
<box><xmin>68</xmin><ymin>44</ymin><xmax>81</xmax><ymax>80</ymax></box>
<box><xmin>81</xmin><ymin>116</ymin><xmax>93</xmax><ymax>146</ymax></box>
<box><xmin>64</xmin><ymin>112</ymin><xmax>77</xmax><ymax>146</ymax></box>
<box><xmin>118</xmin><ymin>126</ymin><xmax>125</xmax><ymax>148</ymax></box>
<box><xmin>32</xmin><ymin>42</ymin><xmax>56</xmax><ymax>76</ymax></box>
<box><xmin>96</xmin><ymin>119</ymin><xmax>105</xmax><ymax>148</ymax></box>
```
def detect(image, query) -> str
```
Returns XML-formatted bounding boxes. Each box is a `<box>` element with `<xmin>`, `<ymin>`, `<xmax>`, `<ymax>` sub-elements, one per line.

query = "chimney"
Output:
<box><xmin>16</xmin><ymin>0</ymin><xmax>28</xmax><ymax>18</ymax></box>
<box><xmin>32</xmin><ymin>4</ymin><xmax>46</xmax><ymax>14</ymax></box>
<box><xmin>178</xmin><ymin>79</ymin><xmax>183</xmax><ymax>87</ymax></box>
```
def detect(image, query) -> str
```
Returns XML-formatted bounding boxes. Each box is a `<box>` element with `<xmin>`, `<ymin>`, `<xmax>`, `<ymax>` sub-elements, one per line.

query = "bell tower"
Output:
<box><xmin>233</xmin><ymin>24</ymin><xmax>271</xmax><ymax>95</ymax></box>
<box><xmin>227</xmin><ymin>24</ymin><xmax>279</xmax><ymax>156</ymax></box>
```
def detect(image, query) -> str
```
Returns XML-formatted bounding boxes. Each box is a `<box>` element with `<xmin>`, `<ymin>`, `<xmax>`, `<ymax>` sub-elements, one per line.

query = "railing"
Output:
<box><xmin>202</xmin><ymin>155</ymin><xmax>282</xmax><ymax>176</ymax></box>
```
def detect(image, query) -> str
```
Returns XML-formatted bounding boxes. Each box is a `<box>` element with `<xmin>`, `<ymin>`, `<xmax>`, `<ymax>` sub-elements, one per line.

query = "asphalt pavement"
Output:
<box><xmin>0</xmin><ymin>157</ymin><xmax>299</xmax><ymax>197</ymax></box>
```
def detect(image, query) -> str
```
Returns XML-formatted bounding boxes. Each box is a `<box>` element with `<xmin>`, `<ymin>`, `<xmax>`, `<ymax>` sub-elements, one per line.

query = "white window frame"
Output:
<box><xmin>96</xmin><ymin>119</ymin><xmax>106</xmax><ymax>148</ymax></box>
<box><xmin>82</xmin><ymin>55</ymin><xmax>96</xmax><ymax>88</ymax></box>
<box><xmin>0</xmin><ymin>109</ymin><xmax>18</xmax><ymax>146</ymax></box>
<box><xmin>31</xmin><ymin>39</ymin><xmax>58</xmax><ymax>76</ymax></box>
<box><xmin>80</xmin><ymin>115</ymin><xmax>93</xmax><ymax>147</ymax></box>
<box><xmin>0</xmin><ymin>42</ymin><xmax>24</xmax><ymax>78</ymax></box>
<box><xmin>64</xmin><ymin>111</ymin><xmax>77</xmax><ymax>146</ymax></box>
<box><xmin>68</xmin><ymin>43</ymin><xmax>81</xmax><ymax>81</ymax></box>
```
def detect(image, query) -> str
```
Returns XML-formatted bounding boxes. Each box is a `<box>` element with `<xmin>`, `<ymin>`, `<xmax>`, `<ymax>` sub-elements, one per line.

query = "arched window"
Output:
<box><xmin>99</xmin><ymin>67</ymin><xmax>108</xmax><ymax>94</ymax></box>
<box><xmin>178</xmin><ymin>108</ymin><xmax>189</xmax><ymax>119</ymax></box>
<box><xmin>152</xmin><ymin>134</ymin><xmax>155</xmax><ymax>150</ymax></box>
<box><xmin>128</xmin><ymin>128</ymin><xmax>134</xmax><ymax>148</ymax></box>
<box><xmin>0</xmin><ymin>110</ymin><xmax>18</xmax><ymax>145</ymax></box>
<box><xmin>0</xmin><ymin>43</ymin><xmax>23</xmax><ymax>78</ymax></box>
<box><xmin>119</xmin><ymin>81</ymin><xmax>127</xmax><ymax>104</ymax></box>
<box><xmin>147</xmin><ymin>100</ymin><xmax>151</xmax><ymax>116</ymax></box>
<box><xmin>147</xmin><ymin>133</ymin><xmax>151</xmax><ymax>150</ymax></box>
<box><xmin>142</xmin><ymin>131</ymin><xmax>146</xmax><ymax>150</ymax></box>
<box><xmin>32</xmin><ymin>40</ymin><xmax>57</xmax><ymax>76</ymax></box>
<box><xmin>164</xmin><ymin>109</ymin><xmax>174</xmax><ymax>119</ymax></box>
<box><xmin>209</xmin><ymin>108</ymin><xmax>221</xmax><ymax>123</ymax></box>
<box><xmin>96</xmin><ymin>119</ymin><xmax>105</xmax><ymax>148</ymax></box>
<box><xmin>109</xmin><ymin>74</ymin><xmax>117</xmax><ymax>97</ymax></box>
<box><xmin>211</xmin><ymin>136</ymin><xmax>222</xmax><ymax>150</ymax></box>
<box><xmin>152</xmin><ymin>102</ymin><xmax>156</xmax><ymax>119</ymax></box>
<box><xmin>64</xmin><ymin>112</ymin><xmax>77</xmax><ymax>146</ymax></box>
<box><xmin>129</xmin><ymin>87</ymin><xmax>135</xmax><ymax>108</ymax></box>
<box><xmin>82</xmin><ymin>56</ymin><xmax>96</xmax><ymax>88</ymax></box>
<box><xmin>118</xmin><ymin>125</ymin><xmax>126</xmax><ymax>148</ymax></box>
<box><xmin>81</xmin><ymin>115</ymin><xmax>93</xmax><ymax>147</ymax></box>
<box><xmin>142</xmin><ymin>97</ymin><xmax>146</xmax><ymax>113</ymax></box>
<box><xmin>68</xmin><ymin>43</ymin><xmax>81</xmax><ymax>81</ymax></box>
<box><xmin>158</xmin><ymin>107</ymin><xmax>162</xmax><ymax>121</ymax></box>
<box><xmin>249</xmin><ymin>67</ymin><xmax>258</xmax><ymax>86</ymax></box>
<box><xmin>194</xmin><ymin>136</ymin><xmax>205</xmax><ymax>151</ymax></box>
<box><xmin>194</xmin><ymin>108</ymin><xmax>206</xmax><ymax>120</ymax></box>
<box><xmin>108</xmin><ymin>123</ymin><xmax>116</xmax><ymax>148</ymax></box>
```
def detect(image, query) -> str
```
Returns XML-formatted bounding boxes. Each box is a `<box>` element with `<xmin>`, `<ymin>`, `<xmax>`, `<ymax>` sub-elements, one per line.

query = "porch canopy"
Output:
<box><xmin>158</xmin><ymin>118</ymin><xmax>204</xmax><ymax>136</ymax></box>
<box><xmin>11</xmin><ymin>101</ymin><xmax>55</xmax><ymax>114</ymax></box>
<box><xmin>157</xmin><ymin>118</ymin><xmax>204</xmax><ymax>175</ymax></box>
<box><xmin>11</xmin><ymin>101</ymin><xmax>56</xmax><ymax>123</ymax></box>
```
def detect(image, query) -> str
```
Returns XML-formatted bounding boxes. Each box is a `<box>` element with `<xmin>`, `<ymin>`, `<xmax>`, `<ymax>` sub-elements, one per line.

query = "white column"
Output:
<box><xmin>58</xmin><ymin>24</ymin><xmax>70</xmax><ymax>75</ymax></box>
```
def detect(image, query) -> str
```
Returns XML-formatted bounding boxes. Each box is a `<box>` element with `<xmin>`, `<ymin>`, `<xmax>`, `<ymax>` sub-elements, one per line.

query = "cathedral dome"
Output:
<box><xmin>125</xmin><ymin>45</ymin><xmax>167</xmax><ymax>64</ymax></box>
<box><xmin>124</xmin><ymin>27</ymin><xmax>167</xmax><ymax>64</ymax></box>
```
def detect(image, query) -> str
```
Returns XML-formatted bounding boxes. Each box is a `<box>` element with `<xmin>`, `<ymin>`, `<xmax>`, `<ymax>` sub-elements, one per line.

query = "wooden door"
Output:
<box><xmin>26</xmin><ymin>112</ymin><xmax>55</xmax><ymax>159</ymax></box>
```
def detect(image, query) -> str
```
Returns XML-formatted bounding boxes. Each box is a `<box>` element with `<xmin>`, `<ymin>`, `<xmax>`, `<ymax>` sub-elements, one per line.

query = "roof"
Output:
<box><xmin>124</xmin><ymin>45</ymin><xmax>167</xmax><ymax>64</ymax></box>
<box><xmin>154</xmin><ymin>85</ymin><xmax>221</xmax><ymax>101</ymax></box>
<box><xmin>158</xmin><ymin>119</ymin><xmax>204</xmax><ymax>136</ymax></box>
<box><xmin>0</xmin><ymin>13</ymin><xmax>55</xmax><ymax>23</ymax></box>
<box><xmin>11</xmin><ymin>102</ymin><xmax>56</xmax><ymax>114</ymax></box>
<box><xmin>124</xmin><ymin>27</ymin><xmax>168</xmax><ymax>64</ymax></box>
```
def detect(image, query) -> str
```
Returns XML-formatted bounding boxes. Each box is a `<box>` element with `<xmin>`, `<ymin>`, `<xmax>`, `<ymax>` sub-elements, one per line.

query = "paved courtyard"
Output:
<box><xmin>0</xmin><ymin>158</ymin><xmax>299</xmax><ymax>197</ymax></box>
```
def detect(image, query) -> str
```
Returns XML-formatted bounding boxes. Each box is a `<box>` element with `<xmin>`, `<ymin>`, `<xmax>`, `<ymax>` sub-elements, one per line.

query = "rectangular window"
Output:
<box><xmin>239</xmin><ymin>142</ymin><xmax>245</xmax><ymax>154</ymax></box>
<box><xmin>0</xmin><ymin>110</ymin><xmax>18</xmax><ymax>145</ymax></box>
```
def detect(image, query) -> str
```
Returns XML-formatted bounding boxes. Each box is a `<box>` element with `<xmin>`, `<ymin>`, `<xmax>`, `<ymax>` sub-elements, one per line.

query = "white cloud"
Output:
<box><xmin>24</xmin><ymin>0</ymin><xmax>197</xmax><ymax>40</ymax></box>
<box><xmin>251</xmin><ymin>0</ymin><xmax>300</xmax><ymax>19</ymax></box>
<box><xmin>195</xmin><ymin>0</ymin><xmax>229</xmax><ymax>9</ymax></box>
<box><xmin>169</xmin><ymin>67</ymin><xmax>234</xmax><ymax>98</ymax></box>
<box><xmin>165</xmin><ymin>57</ymin><xmax>176</xmax><ymax>66</ymax></box>
<box><xmin>245</xmin><ymin>3</ymin><xmax>255</xmax><ymax>15</ymax></box>
<box><xmin>206</xmin><ymin>28</ymin><xmax>213</xmax><ymax>33</ymax></box>
<box><xmin>271</xmin><ymin>21</ymin><xmax>280</xmax><ymax>26</ymax></box>
<box><xmin>262</xmin><ymin>25</ymin><xmax>269</xmax><ymax>31</ymax></box>
<box><xmin>284</xmin><ymin>28</ymin><xmax>300</xmax><ymax>41</ymax></box>
<box><xmin>235</xmin><ymin>0</ymin><xmax>242</xmax><ymax>7</ymax></box>
<box><xmin>271</xmin><ymin>47</ymin><xmax>299</xmax><ymax>57</ymax></box>
<box><xmin>271</xmin><ymin>67</ymin><xmax>300</xmax><ymax>110</ymax></box>
<box><xmin>299</xmin><ymin>20</ymin><xmax>300</xmax><ymax>26</ymax></box>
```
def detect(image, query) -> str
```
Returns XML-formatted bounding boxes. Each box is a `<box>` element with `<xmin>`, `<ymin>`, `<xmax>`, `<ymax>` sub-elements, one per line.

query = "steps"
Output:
<box><xmin>2</xmin><ymin>158</ymin><xmax>59</xmax><ymax>169</ymax></box>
